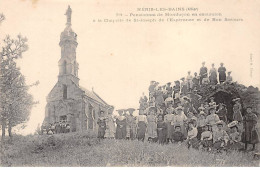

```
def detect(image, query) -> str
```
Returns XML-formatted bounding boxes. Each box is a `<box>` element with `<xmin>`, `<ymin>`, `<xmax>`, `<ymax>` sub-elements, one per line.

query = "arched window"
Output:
<box><xmin>63</xmin><ymin>61</ymin><xmax>67</xmax><ymax>74</ymax></box>
<box><xmin>63</xmin><ymin>85</ymin><xmax>67</xmax><ymax>99</ymax></box>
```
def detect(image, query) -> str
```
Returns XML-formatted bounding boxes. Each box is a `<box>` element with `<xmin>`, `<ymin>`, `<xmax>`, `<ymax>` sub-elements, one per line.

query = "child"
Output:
<box><xmin>226</xmin><ymin>121</ymin><xmax>243</xmax><ymax>150</ymax></box>
<box><xmin>157</xmin><ymin>114</ymin><xmax>166</xmax><ymax>144</ymax></box>
<box><xmin>187</xmin><ymin>121</ymin><xmax>199</xmax><ymax>149</ymax></box>
<box><xmin>213</xmin><ymin>120</ymin><xmax>229</xmax><ymax>150</ymax></box>
<box><xmin>197</xmin><ymin>111</ymin><xmax>207</xmax><ymax>140</ymax></box>
<box><xmin>172</xmin><ymin>124</ymin><xmax>184</xmax><ymax>143</ymax></box>
<box><xmin>199</xmin><ymin>124</ymin><xmax>213</xmax><ymax>151</ymax></box>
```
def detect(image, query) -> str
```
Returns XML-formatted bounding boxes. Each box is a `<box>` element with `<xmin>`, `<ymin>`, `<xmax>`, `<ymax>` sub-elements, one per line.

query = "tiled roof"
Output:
<box><xmin>80</xmin><ymin>86</ymin><xmax>108</xmax><ymax>106</ymax></box>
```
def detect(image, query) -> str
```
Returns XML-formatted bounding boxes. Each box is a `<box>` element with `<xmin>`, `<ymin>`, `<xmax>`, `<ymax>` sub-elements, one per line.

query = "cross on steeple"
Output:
<box><xmin>65</xmin><ymin>5</ymin><xmax>72</xmax><ymax>26</ymax></box>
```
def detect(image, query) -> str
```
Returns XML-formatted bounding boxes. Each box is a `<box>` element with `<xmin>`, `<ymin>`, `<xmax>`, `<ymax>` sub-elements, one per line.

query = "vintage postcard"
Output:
<box><xmin>0</xmin><ymin>0</ymin><xmax>260</xmax><ymax>167</ymax></box>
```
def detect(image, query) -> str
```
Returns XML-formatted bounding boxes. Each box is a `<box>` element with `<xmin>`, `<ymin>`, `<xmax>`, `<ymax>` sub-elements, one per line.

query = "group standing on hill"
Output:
<box><xmin>96</xmin><ymin>62</ymin><xmax>259</xmax><ymax>152</ymax></box>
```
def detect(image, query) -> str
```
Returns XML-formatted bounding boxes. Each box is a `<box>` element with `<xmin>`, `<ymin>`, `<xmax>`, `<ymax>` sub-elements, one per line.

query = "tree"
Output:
<box><xmin>0</xmin><ymin>14</ymin><xmax>38</xmax><ymax>142</ymax></box>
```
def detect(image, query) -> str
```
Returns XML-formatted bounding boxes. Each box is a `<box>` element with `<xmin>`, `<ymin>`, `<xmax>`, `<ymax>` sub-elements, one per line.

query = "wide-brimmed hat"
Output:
<box><xmin>116</xmin><ymin>109</ymin><xmax>125</xmax><ymax>113</ymax></box>
<box><xmin>198</xmin><ymin>106</ymin><xmax>205</xmax><ymax>111</ymax></box>
<box><xmin>227</xmin><ymin>121</ymin><xmax>238</xmax><ymax>128</ymax></box>
<box><xmin>182</xmin><ymin>96</ymin><xmax>191</xmax><ymax>101</ymax></box>
<box><xmin>208</xmin><ymin>105</ymin><xmax>217</xmax><ymax>111</ymax></box>
<box><xmin>232</xmin><ymin>98</ymin><xmax>240</xmax><ymax>102</ymax></box>
<box><xmin>127</xmin><ymin>108</ymin><xmax>135</xmax><ymax>112</ymax></box>
<box><xmin>219</xmin><ymin>103</ymin><xmax>226</xmax><ymax>107</ymax></box>
<box><xmin>149</xmin><ymin>106</ymin><xmax>157</xmax><ymax>112</ymax></box>
<box><xmin>180</xmin><ymin>77</ymin><xmax>185</xmax><ymax>80</ymax></box>
<box><xmin>246</xmin><ymin>105</ymin><xmax>253</xmax><ymax>109</ymax></box>
<box><xmin>176</xmin><ymin>106</ymin><xmax>183</xmax><ymax>110</ymax></box>
<box><xmin>167</xmin><ymin>82</ymin><xmax>171</xmax><ymax>85</ymax></box>
<box><xmin>175</xmin><ymin>123</ymin><xmax>181</xmax><ymax>128</ymax></box>
<box><xmin>199</xmin><ymin>111</ymin><xmax>206</xmax><ymax>116</ymax></box>
<box><xmin>216</xmin><ymin>120</ymin><xmax>224</xmax><ymax>126</ymax></box>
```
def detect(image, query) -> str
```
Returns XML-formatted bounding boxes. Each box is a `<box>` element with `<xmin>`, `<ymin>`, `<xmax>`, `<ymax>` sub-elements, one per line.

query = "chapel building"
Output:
<box><xmin>43</xmin><ymin>6</ymin><xmax>112</xmax><ymax>132</ymax></box>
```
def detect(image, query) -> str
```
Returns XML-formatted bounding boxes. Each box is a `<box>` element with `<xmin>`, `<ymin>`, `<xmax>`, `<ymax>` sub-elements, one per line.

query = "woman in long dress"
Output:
<box><xmin>115</xmin><ymin>110</ymin><xmax>127</xmax><ymax>139</ymax></box>
<box><xmin>136</xmin><ymin>109</ymin><xmax>148</xmax><ymax>141</ymax></box>
<box><xmin>174</xmin><ymin>106</ymin><xmax>188</xmax><ymax>139</ymax></box>
<box><xmin>232</xmin><ymin>98</ymin><xmax>243</xmax><ymax>122</ymax></box>
<box><xmin>216</xmin><ymin>103</ymin><xmax>228</xmax><ymax>123</ymax></box>
<box><xmin>126</xmin><ymin>108</ymin><xmax>136</xmax><ymax>140</ymax></box>
<box><xmin>147</xmin><ymin>107</ymin><xmax>158</xmax><ymax>142</ymax></box>
<box><xmin>157</xmin><ymin>114</ymin><xmax>167</xmax><ymax>144</ymax></box>
<box><xmin>206</xmin><ymin>106</ymin><xmax>220</xmax><ymax>132</ymax></box>
<box><xmin>164</xmin><ymin>106</ymin><xmax>175</xmax><ymax>143</ymax></box>
<box><xmin>218</xmin><ymin>63</ymin><xmax>226</xmax><ymax>83</ymax></box>
<box><xmin>97</xmin><ymin>111</ymin><xmax>106</xmax><ymax>139</ymax></box>
<box><xmin>226</xmin><ymin>121</ymin><xmax>244</xmax><ymax>150</ymax></box>
<box><xmin>209</xmin><ymin>63</ymin><xmax>218</xmax><ymax>85</ymax></box>
<box><xmin>243</xmin><ymin>106</ymin><xmax>259</xmax><ymax>151</ymax></box>
<box><xmin>104</xmin><ymin>109</ymin><xmax>116</xmax><ymax>139</ymax></box>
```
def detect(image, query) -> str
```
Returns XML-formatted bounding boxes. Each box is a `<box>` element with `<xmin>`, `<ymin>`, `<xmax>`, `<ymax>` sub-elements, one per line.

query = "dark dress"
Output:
<box><xmin>199</xmin><ymin>67</ymin><xmax>208</xmax><ymax>84</ymax></box>
<box><xmin>216</xmin><ymin>108</ymin><xmax>228</xmax><ymax>123</ymax></box>
<box><xmin>243</xmin><ymin>112</ymin><xmax>259</xmax><ymax>144</ymax></box>
<box><xmin>172</xmin><ymin>131</ymin><xmax>184</xmax><ymax>142</ymax></box>
<box><xmin>97</xmin><ymin>117</ymin><xmax>106</xmax><ymax>139</ymax></box>
<box><xmin>157</xmin><ymin>120</ymin><xmax>167</xmax><ymax>144</ymax></box>
<box><xmin>115</xmin><ymin>117</ymin><xmax>127</xmax><ymax>139</ymax></box>
<box><xmin>137</xmin><ymin>121</ymin><xmax>147</xmax><ymax>141</ymax></box>
<box><xmin>218</xmin><ymin>66</ymin><xmax>226</xmax><ymax>83</ymax></box>
<box><xmin>192</xmin><ymin>77</ymin><xmax>200</xmax><ymax>90</ymax></box>
<box><xmin>166</xmin><ymin>86</ymin><xmax>173</xmax><ymax>96</ymax></box>
<box><xmin>155</xmin><ymin>90</ymin><xmax>164</xmax><ymax>106</ymax></box>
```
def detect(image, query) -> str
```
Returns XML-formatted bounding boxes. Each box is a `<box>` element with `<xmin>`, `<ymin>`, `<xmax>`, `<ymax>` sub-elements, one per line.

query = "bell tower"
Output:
<box><xmin>58</xmin><ymin>5</ymin><xmax>79</xmax><ymax>86</ymax></box>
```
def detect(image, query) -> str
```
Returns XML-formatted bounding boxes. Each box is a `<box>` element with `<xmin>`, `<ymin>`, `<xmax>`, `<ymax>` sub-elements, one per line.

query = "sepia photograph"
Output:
<box><xmin>0</xmin><ymin>0</ymin><xmax>260</xmax><ymax>167</ymax></box>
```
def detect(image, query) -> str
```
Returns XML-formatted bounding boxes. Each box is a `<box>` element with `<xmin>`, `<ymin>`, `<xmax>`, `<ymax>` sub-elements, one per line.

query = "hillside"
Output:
<box><xmin>0</xmin><ymin>132</ymin><xmax>259</xmax><ymax>167</ymax></box>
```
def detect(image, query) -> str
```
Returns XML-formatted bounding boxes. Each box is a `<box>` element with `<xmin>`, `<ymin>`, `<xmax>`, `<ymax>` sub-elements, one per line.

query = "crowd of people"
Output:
<box><xmin>97</xmin><ymin>62</ymin><xmax>259</xmax><ymax>152</ymax></box>
<box><xmin>41</xmin><ymin>121</ymin><xmax>71</xmax><ymax>135</ymax></box>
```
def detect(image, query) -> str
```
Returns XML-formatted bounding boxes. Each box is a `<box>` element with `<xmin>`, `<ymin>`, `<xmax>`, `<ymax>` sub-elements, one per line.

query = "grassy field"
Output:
<box><xmin>0</xmin><ymin>132</ymin><xmax>259</xmax><ymax>167</ymax></box>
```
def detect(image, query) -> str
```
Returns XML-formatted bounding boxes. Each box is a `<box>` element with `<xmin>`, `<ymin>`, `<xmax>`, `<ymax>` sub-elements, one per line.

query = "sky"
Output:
<box><xmin>0</xmin><ymin>0</ymin><xmax>259</xmax><ymax>135</ymax></box>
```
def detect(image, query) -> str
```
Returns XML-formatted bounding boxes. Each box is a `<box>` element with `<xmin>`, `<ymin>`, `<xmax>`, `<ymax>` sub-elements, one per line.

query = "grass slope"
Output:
<box><xmin>0</xmin><ymin>132</ymin><xmax>259</xmax><ymax>167</ymax></box>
